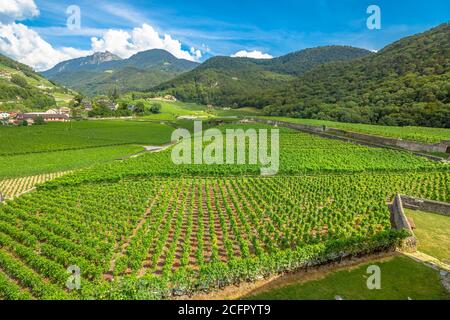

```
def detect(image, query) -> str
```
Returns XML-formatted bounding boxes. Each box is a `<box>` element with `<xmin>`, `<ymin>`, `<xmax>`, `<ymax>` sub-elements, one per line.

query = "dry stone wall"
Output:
<box><xmin>252</xmin><ymin>118</ymin><xmax>450</xmax><ymax>156</ymax></box>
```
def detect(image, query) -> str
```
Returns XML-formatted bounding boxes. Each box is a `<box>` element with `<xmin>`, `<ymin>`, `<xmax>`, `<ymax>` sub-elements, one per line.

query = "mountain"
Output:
<box><xmin>42</xmin><ymin>49</ymin><xmax>199</xmax><ymax>96</ymax></box>
<box><xmin>153</xmin><ymin>46</ymin><xmax>373</xmax><ymax>107</ymax></box>
<box><xmin>42</xmin><ymin>51</ymin><xmax>122</xmax><ymax>77</ymax></box>
<box><xmin>259</xmin><ymin>46</ymin><xmax>372</xmax><ymax>76</ymax></box>
<box><xmin>0</xmin><ymin>54</ymin><xmax>76</xmax><ymax>112</ymax></box>
<box><xmin>263</xmin><ymin>23</ymin><xmax>450</xmax><ymax>127</ymax></box>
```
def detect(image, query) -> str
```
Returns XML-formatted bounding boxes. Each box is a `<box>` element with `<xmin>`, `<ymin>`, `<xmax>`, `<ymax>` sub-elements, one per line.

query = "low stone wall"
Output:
<box><xmin>389</xmin><ymin>194</ymin><xmax>417</xmax><ymax>251</ymax></box>
<box><xmin>252</xmin><ymin>118</ymin><xmax>450</xmax><ymax>156</ymax></box>
<box><xmin>258</xmin><ymin>119</ymin><xmax>326</xmax><ymax>133</ymax></box>
<box><xmin>327</xmin><ymin>128</ymin><xmax>449</xmax><ymax>154</ymax></box>
<box><xmin>401</xmin><ymin>195</ymin><xmax>450</xmax><ymax>217</ymax></box>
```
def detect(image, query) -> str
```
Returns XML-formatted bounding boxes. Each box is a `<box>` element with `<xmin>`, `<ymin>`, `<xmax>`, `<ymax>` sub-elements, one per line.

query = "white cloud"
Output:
<box><xmin>0</xmin><ymin>1</ymin><xmax>202</xmax><ymax>71</ymax></box>
<box><xmin>231</xmin><ymin>50</ymin><xmax>273</xmax><ymax>59</ymax></box>
<box><xmin>0</xmin><ymin>0</ymin><xmax>39</xmax><ymax>23</ymax></box>
<box><xmin>91</xmin><ymin>24</ymin><xmax>201</xmax><ymax>61</ymax></box>
<box><xmin>0</xmin><ymin>22</ymin><xmax>90</xmax><ymax>71</ymax></box>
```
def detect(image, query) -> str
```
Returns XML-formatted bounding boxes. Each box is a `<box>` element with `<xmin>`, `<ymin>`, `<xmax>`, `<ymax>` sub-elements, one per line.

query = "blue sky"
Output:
<box><xmin>1</xmin><ymin>0</ymin><xmax>449</xmax><ymax>70</ymax></box>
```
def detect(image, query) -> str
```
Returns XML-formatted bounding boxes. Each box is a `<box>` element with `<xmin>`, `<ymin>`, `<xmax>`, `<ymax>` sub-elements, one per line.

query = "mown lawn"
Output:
<box><xmin>0</xmin><ymin>145</ymin><xmax>143</xmax><ymax>178</ymax></box>
<box><xmin>406</xmin><ymin>209</ymin><xmax>450</xmax><ymax>261</ymax></box>
<box><xmin>139</xmin><ymin>100</ymin><xmax>210</xmax><ymax>121</ymax></box>
<box><xmin>245</xmin><ymin>256</ymin><xmax>449</xmax><ymax>300</ymax></box>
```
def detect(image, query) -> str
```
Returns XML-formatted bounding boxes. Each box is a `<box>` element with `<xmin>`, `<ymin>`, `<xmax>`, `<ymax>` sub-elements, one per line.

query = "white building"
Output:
<box><xmin>0</xmin><ymin>112</ymin><xmax>10</xmax><ymax>119</ymax></box>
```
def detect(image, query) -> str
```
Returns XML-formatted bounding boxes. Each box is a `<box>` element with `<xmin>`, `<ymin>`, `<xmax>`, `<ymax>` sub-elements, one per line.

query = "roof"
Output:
<box><xmin>17</xmin><ymin>113</ymin><xmax>69</xmax><ymax>120</ymax></box>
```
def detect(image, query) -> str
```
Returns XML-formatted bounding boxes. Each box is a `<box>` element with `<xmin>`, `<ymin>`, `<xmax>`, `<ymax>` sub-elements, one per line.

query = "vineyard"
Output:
<box><xmin>0</xmin><ymin>145</ymin><xmax>144</xmax><ymax>179</ymax></box>
<box><xmin>0</xmin><ymin>122</ymin><xmax>449</xmax><ymax>300</ymax></box>
<box><xmin>0</xmin><ymin>120</ymin><xmax>173</xmax><ymax>156</ymax></box>
<box><xmin>42</xmin><ymin>125</ymin><xmax>448</xmax><ymax>188</ymax></box>
<box><xmin>259</xmin><ymin>116</ymin><xmax>450</xmax><ymax>144</ymax></box>
<box><xmin>0</xmin><ymin>171</ymin><xmax>448</xmax><ymax>299</ymax></box>
<box><xmin>0</xmin><ymin>172</ymin><xmax>70</xmax><ymax>199</ymax></box>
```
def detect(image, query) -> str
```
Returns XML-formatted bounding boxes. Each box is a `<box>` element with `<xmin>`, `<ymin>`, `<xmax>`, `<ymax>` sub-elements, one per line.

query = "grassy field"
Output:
<box><xmin>405</xmin><ymin>209</ymin><xmax>450</xmax><ymax>261</ymax></box>
<box><xmin>212</xmin><ymin>107</ymin><xmax>263</xmax><ymax>117</ymax></box>
<box><xmin>245</xmin><ymin>256</ymin><xmax>449</xmax><ymax>300</ymax></box>
<box><xmin>132</xmin><ymin>100</ymin><xmax>210</xmax><ymax>121</ymax></box>
<box><xmin>258</xmin><ymin>116</ymin><xmax>450</xmax><ymax>144</ymax></box>
<box><xmin>0</xmin><ymin>145</ymin><xmax>143</xmax><ymax>178</ymax></box>
<box><xmin>0</xmin><ymin>120</ymin><xmax>173</xmax><ymax>156</ymax></box>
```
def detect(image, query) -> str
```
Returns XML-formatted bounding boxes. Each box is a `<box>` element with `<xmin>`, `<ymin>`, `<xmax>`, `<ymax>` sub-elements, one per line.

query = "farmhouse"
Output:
<box><xmin>16</xmin><ymin>113</ymin><xmax>70</xmax><ymax>124</ymax></box>
<box><xmin>82</xmin><ymin>100</ymin><xmax>93</xmax><ymax>111</ymax></box>
<box><xmin>45</xmin><ymin>107</ymin><xmax>71</xmax><ymax>115</ymax></box>
<box><xmin>108</xmin><ymin>103</ymin><xmax>119</xmax><ymax>111</ymax></box>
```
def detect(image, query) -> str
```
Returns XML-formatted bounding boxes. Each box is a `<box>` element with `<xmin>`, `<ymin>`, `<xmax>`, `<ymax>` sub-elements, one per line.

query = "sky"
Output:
<box><xmin>0</xmin><ymin>0</ymin><xmax>449</xmax><ymax>71</ymax></box>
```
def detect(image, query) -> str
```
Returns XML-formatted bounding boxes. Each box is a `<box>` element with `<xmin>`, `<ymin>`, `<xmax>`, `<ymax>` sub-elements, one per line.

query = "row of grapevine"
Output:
<box><xmin>39</xmin><ymin>126</ymin><xmax>448</xmax><ymax>189</ymax></box>
<box><xmin>0</xmin><ymin>171</ymin><xmax>448</xmax><ymax>299</ymax></box>
<box><xmin>0</xmin><ymin>171</ymin><xmax>70</xmax><ymax>199</ymax></box>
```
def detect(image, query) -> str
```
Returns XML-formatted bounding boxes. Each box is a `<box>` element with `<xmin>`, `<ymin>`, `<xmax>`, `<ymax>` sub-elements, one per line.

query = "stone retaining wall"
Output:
<box><xmin>401</xmin><ymin>195</ymin><xmax>450</xmax><ymax>217</ymax></box>
<box><xmin>252</xmin><ymin>118</ymin><xmax>450</xmax><ymax>156</ymax></box>
<box><xmin>389</xmin><ymin>194</ymin><xmax>417</xmax><ymax>251</ymax></box>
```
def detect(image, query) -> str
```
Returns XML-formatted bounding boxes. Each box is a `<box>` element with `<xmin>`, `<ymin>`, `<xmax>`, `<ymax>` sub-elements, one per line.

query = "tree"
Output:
<box><xmin>34</xmin><ymin>116</ymin><xmax>46</xmax><ymax>125</ymax></box>
<box><xmin>74</xmin><ymin>93</ymin><xmax>84</xmax><ymax>107</ymax></box>
<box><xmin>134</xmin><ymin>101</ymin><xmax>146</xmax><ymax>114</ymax></box>
<box><xmin>109</xmin><ymin>86</ymin><xmax>120</xmax><ymax>102</ymax></box>
<box><xmin>150</xmin><ymin>103</ymin><xmax>162</xmax><ymax>114</ymax></box>
<box><xmin>11</xmin><ymin>75</ymin><xmax>29</xmax><ymax>88</ymax></box>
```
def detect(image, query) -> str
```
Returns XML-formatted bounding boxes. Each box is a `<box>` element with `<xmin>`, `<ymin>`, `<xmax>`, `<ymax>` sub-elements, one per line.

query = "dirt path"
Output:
<box><xmin>118</xmin><ymin>142</ymin><xmax>176</xmax><ymax>160</ymax></box>
<box><xmin>404</xmin><ymin>251</ymin><xmax>450</xmax><ymax>272</ymax></box>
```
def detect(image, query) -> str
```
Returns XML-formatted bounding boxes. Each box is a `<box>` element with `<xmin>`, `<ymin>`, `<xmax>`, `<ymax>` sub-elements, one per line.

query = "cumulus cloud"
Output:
<box><xmin>0</xmin><ymin>0</ymin><xmax>39</xmax><ymax>23</ymax></box>
<box><xmin>231</xmin><ymin>50</ymin><xmax>273</xmax><ymax>59</ymax></box>
<box><xmin>0</xmin><ymin>22</ymin><xmax>90</xmax><ymax>71</ymax></box>
<box><xmin>91</xmin><ymin>24</ymin><xmax>201</xmax><ymax>61</ymax></box>
<box><xmin>0</xmin><ymin>1</ymin><xmax>202</xmax><ymax>70</ymax></box>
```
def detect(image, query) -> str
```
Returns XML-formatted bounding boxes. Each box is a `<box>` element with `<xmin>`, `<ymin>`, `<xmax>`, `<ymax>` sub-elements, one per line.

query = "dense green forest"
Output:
<box><xmin>154</xmin><ymin>23</ymin><xmax>450</xmax><ymax>128</ymax></box>
<box><xmin>153</xmin><ymin>46</ymin><xmax>371</xmax><ymax>108</ymax></box>
<box><xmin>263</xmin><ymin>23</ymin><xmax>450</xmax><ymax>127</ymax></box>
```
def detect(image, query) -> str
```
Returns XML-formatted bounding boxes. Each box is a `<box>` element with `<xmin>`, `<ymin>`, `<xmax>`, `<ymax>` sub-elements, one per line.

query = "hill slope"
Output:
<box><xmin>0</xmin><ymin>54</ymin><xmax>75</xmax><ymax>111</ymax></box>
<box><xmin>42</xmin><ymin>49</ymin><xmax>199</xmax><ymax>96</ymax></box>
<box><xmin>263</xmin><ymin>23</ymin><xmax>450</xmax><ymax>127</ymax></box>
<box><xmin>153</xmin><ymin>46</ymin><xmax>372</xmax><ymax>107</ymax></box>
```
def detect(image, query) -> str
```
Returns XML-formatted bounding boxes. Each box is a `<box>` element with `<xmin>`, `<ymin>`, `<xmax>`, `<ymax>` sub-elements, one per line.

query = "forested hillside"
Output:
<box><xmin>153</xmin><ymin>46</ymin><xmax>372</xmax><ymax>107</ymax></box>
<box><xmin>0</xmin><ymin>54</ymin><xmax>74</xmax><ymax>111</ymax></box>
<box><xmin>263</xmin><ymin>23</ymin><xmax>450</xmax><ymax>127</ymax></box>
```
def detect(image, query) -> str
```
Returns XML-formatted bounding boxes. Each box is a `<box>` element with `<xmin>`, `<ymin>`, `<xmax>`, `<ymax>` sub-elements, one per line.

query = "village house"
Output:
<box><xmin>45</xmin><ymin>108</ymin><xmax>59</xmax><ymax>115</ymax></box>
<box><xmin>59</xmin><ymin>107</ymin><xmax>71</xmax><ymax>115</ymax></box>
<box><xmin>108</xmin><ymin>103</ymin><xmax>119</xmax><ymax>111</ymax></box>
<box><xmin>45</xmin><ymin>107</ymin><xmax>71</xmax><ymax>115</ymax></box>
<box><xmin>82</xmin><ymin>100</ymin><xmax>93</xmax><ymax>111</ymax></box>
<box><xmin>164</xmin><ymin>95</ymin><xmax>177</xmax><ymax>101</ymax></box>
<box><xmin>16</xmin><ymin>113</ymin><xmax>70</xmax><ymax>124</ymax></box>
